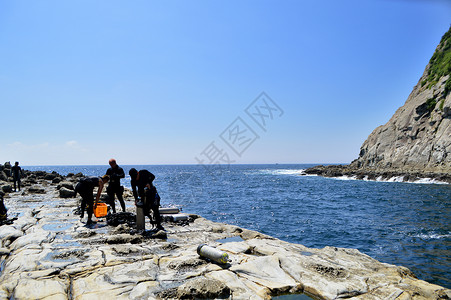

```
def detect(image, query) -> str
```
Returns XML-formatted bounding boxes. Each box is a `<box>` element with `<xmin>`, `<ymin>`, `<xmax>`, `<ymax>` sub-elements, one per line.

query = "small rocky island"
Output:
<box><xmin>0</xmin><ymin>165</ymin><xmax>450</xmax><ymax>299</ymax></box>
<box><xmin>306</xmin><ymin>27</ymin><xmax>451</xmax><ymax>183</ymax></box>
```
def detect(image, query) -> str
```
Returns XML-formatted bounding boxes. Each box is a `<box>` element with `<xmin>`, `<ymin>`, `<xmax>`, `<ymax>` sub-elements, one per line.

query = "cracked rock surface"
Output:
<box><xmin>0</xmin><ymin>179</ymin><xmax>450</xmax><ymax>299</ymax></box>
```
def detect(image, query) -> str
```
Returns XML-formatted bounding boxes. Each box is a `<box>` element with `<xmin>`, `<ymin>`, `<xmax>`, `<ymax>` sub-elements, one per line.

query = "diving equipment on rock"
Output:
<box><xmin>197</xmin><ymin>244</ymin><xmax>230</xmax><ymax>264</ymax></box>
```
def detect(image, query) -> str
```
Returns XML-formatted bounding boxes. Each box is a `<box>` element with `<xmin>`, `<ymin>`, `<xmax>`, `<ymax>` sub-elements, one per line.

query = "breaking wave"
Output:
<box><xmin>327</xmin><ymin>175</ymin><xmax>449</xmax><ymax>185</ymax></box>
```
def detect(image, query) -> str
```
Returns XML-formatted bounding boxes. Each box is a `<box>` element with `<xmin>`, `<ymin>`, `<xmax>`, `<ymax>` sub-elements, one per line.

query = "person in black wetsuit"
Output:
<box><xmin>74</xmin><ymin>175</ymin><xmax>109</xmax><ymax>225</ymax></box>
<box><xmin>11</xmin><ymin>162</ymin><xmax>22</xmax><ymax>192</ymax></box>
<box><xmin>105</xmin><ymin>158</ymin><xmax>125</xmax><ymax>213</ymax></box>
<box><xmin>129</xmin><ymin>168</ymin><xmax>163</xmax><ymax>231</ymax></box>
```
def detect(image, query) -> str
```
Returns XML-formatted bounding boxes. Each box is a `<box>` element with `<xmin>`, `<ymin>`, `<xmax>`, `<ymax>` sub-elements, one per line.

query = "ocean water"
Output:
<box><xmin>25</xmin><ymin>164</ymin><xmax>451</xmax><ymax>288</ymax></box>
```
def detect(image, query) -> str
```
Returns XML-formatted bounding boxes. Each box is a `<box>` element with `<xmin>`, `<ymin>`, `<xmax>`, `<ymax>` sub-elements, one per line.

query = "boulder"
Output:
<box><xmin>57</xmin><ymin>182</ymin><xmax>74</xmax><ymax>190</ymax></box>
<box><xmin>51</xmin><ymin>177</ymin><xmax>62</xmax><ymax>184</ymax></box>
<box><xmin>33</xmin><ymin>171</ymin><xmax>47</xmax><ymax>179</ymax></box>
<box><xmin>0</xmin><ymin>171</ymin><xmax>7</xmax><ymax>182</ymax></box>
<box><xmin>44</xmin><ymin>173</ymin><xmax>57</xmax><ymax>180</ymax></box>
<box><xmin>3</xmin><ymin>162</ymin><xmax>11</xmax><ymax>169</ymax></box>
<box><xmin>59</xmin><ymin>187</ymin><xmax>75</xmax><ymax>198</ymax></box>
<box><xmin>27</xmin><ymin>186</ymin><xmax>46</xmax><ymax>194</ymax></box>
<box><xmin>24</xmin><ymin>176</ymin><xmax>37</xmax><ymax>184</ymax></box>
<box><xmin>142</xmin><ymin>230</ymin><xmax>167</xmax><ymax>239</ymax></box>
<box><xmin>1</xmin><ymin>185</ymin><xmax>12</xmax><ymax>193</ymax></box>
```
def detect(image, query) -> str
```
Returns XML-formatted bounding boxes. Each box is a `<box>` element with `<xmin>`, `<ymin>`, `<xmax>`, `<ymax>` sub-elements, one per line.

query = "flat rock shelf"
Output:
<box><xmin>0</xmin><ymin>179</ymin><xmax>450</xmax><ymax>299</ymax></box>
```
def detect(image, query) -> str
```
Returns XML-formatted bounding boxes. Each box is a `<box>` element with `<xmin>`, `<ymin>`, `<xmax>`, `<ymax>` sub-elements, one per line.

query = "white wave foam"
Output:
<box><xmin>328</xmin><ymin>175</ymin><xmax>449</xmax><ymax>185</ymax></box>
<box><xmin>256</xmin><ymin>169</ymin><xmax>449</xmax><ymax>184</ymax></box>
<box><xmin>386</xmin><ymin>176</ymin><xmax>405</xmax><ymax>182</ymax></box>
<box><xmin>257</xmin><ymin>169</ymin><xmax>306</xmax><ymax>176</ymax></box>
<box><xmin>274</xmin><ymin>169</ymin><xmax>306</xmax><ymax>176</ymax></box>
<box><xmin>414</xmin><ymin>178</ymin><xmax>448</xmax><ymax>184</ymax></box>
<box><xmin>334</xmin><ymin>175</ymin><xmax>356</xmax><ymax>181</ymax></box>
<box><xmin>411</xmin><ymin>233</ymin><xmax>451</xmax><ymax>240</ymax></box>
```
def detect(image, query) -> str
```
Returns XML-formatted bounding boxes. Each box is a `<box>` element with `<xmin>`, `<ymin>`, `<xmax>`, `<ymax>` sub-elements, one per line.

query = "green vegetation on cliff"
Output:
<box><xmin>421</xmin><ymin>26</ymin><xmax>451</xmax><ymax>101</ymax></box>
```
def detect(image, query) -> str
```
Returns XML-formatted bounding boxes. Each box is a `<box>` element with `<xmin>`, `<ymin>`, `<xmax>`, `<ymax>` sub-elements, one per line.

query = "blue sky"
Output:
<box><xmin>1</xmin><ymin>0</ymin><xmax>450</xmax><ymax>165</ymax></box>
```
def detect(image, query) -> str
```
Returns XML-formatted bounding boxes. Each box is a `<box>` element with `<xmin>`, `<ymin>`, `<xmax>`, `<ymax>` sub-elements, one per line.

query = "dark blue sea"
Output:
<box><xmin>25</xmin><ymin>164</ymin><xmax>451</xmax><ymax>288</ymax></box>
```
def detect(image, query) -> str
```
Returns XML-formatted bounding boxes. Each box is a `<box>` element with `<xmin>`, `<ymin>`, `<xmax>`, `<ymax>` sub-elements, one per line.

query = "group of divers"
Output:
<box><xmin>0</xmin><ymin>159</ymin><xmax>164</xmax><ymax>231</ymax></box>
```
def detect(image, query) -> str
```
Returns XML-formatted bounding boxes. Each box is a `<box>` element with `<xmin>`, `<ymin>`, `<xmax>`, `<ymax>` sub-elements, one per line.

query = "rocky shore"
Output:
<box><xmin>0</xmin><ymin>169</ymin><xmax>450</xmax><ymax>299</ymax></box>
<box><xmin>304</xmin><ymin>165</ymin><xmax>451</xmax><ymax>184</ymax></box>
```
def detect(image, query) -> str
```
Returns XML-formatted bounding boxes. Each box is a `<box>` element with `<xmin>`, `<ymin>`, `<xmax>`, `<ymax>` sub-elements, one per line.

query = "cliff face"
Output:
<box><xmin>351</xmin><ymin>27</ymin><xmax>451</xmax><ymax>173</ymax></box>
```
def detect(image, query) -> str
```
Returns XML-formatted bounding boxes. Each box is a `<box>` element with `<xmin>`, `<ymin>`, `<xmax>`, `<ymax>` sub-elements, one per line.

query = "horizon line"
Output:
<box><xmin>18</xmin><ymin>162</ymin><xmax>349</xmax><ymax>167</ymax></box>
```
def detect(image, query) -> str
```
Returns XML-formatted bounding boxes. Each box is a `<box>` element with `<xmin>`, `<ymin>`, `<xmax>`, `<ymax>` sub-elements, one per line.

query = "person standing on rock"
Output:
<box><xmin>105</xmin><ymin>159</ymin><xmax>126</xmax><ymax>213</ymax></box>
<box><xmin>11</xmin><ymin>161</ymin><xmax>23</xmax><ymax>192</ymax></box>
<box><xmin>129</xmin><ymin>168</ymin><xmax>164</xmax><ymax>231</ymax></box>
<box><xmin>74</xmin><ymin>175</ymin><xmax>109</xmax><ymax>225</ymax></box>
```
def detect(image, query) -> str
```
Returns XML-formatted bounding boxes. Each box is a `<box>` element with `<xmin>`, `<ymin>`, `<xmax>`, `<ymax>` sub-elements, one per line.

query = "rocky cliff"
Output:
<box><xmin>350</xmin><ymin>27</ymin><xmax>451</xmax><ymax>173</ymax></box>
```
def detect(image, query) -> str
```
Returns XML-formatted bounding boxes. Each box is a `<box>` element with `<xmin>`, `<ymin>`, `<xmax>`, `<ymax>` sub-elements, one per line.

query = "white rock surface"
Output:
<box><xmin>0</xmin><ymin>182</ymin><xmax>449</xmax><ymax>300</ymax></box>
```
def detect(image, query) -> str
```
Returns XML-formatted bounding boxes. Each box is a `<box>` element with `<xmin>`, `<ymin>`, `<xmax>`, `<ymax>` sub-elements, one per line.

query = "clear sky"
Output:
<box><xmin>1</xmin><ymin>0</ymin><xmax>450</xmax><ymax>166</ymax></box>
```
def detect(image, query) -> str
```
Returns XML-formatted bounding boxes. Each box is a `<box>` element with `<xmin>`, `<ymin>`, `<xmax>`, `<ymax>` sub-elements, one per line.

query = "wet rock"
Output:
<box><xmin>167</xmin><ymin>257</ymin><xmax>206</xmax><ymax>271</ymax></box>
<box><xmin>176</xmin><ymin>277</ymin><xmax>231</xmax><ymax>299</ymax></box>
<box><xmin>106</xmin><ymin>212</ymin><xmax>136</xmax><ymax>227</ymax></box>
<box><xmin>44</xmin><ymin>173</ymin><xmax>57</xmax><ymax>180</ymax></box>
<box><xmin>1</xmin><ymin>185</ymin><xmax>12</xmax><ymax>193</ymax></box>
<box><xmin>53</xmin><ymin>249</ymin><xmax>86</xmax><ymax>260</ymax></box>
<box><xmin>74</xmin><ymin>230</ymin><xmax>97</xmax><ymax>239</ymax></box>
<box><xmin>0</xmin><ymin>172</ymin><xmax>7</xmax><ymax>182</ymax></box>
<box><xmin>33</xmin><ymin>171</ymin><xmax>47</xmax><ymax>179</ymax></box>
<box><xmin>51</xmin><ymin>177</ymin><xmax>62</xmax><ymax>184</ymax></box>
<box><xmin>156</xmin><ymin>287</ymin><xmax>178</xmax><ymax>299</ymax></box>
<box><xmin>148</xmin><ymin>229</ymin><xmax>167</xmax><ymax>239</ymax></box>
<box><xmin>59</xmin><ymin>187</ymin><xmax>75</xmax><ymax>198</ymax></box>
<box><xmin>105</xmin><ymin>234</ymin><xmax>142</xmax><ymax>244</ymax></box>
<box><xmin>110</xmin><ymin>244</ymin><xmax>151</xmax><ymax>256</ymax></box>
<box><xmin>56</xmin><ymin>182</ymin><xmax>74</xmax><ymax>190</ymax></box>
<box><xmin>111</xmin><ymin>224</ymin><xmax>131</xmax><ymax>234</ymax></box>
<box><xmin>27</xmin><ymin>186</ymin><xmax>46</xmax><ymax>194</ymax></box>
<box><xmin>24</xmin><ymin>177</ymin><xmax>37</xmax><ymax>185</ymax></box>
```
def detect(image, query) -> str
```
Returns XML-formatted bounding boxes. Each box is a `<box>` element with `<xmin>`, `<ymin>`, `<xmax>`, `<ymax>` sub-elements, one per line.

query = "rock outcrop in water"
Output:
<box><xmin>307</xmin><ymin>27</ymin><xmax>451</xmax><ymax>182</ymax></box>
<box><xmin>0</xmin><ymin>171</ymin><xmax>450</xmax><ymax>299</ymax></box>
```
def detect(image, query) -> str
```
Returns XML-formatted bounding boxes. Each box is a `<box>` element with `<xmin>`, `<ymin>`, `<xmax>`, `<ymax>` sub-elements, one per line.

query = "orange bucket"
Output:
<box><xmin>94</xmin><ymin>203</ymin><xmax>108</xmax><ymax>218</ymax></box>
